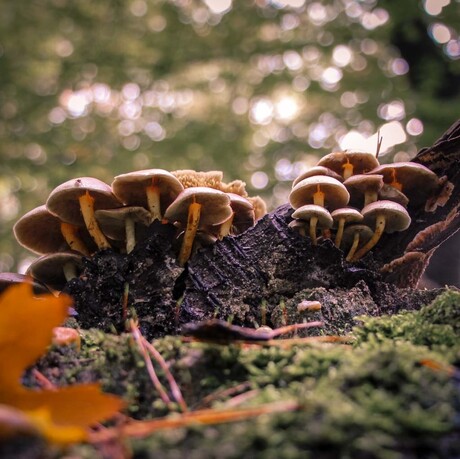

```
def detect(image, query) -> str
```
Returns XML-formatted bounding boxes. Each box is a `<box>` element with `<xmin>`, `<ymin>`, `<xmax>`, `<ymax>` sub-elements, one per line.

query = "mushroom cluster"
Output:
<box><xmin>13</xmin><ymin>170</ymin><xmax>266</xmax><ymax>292</ymax></box>
<box><xmin>289</xmin><ymin>151</ymin><xmax>442</xmax><ymax>262</ymax></box>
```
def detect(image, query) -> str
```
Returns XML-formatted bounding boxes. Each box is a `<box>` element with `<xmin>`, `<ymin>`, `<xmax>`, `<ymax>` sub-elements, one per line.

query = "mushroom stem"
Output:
<box><xmin>334</xmin><ymin>218</ymin><xmax>345</xmax><ymax>248</ymax></box>
<box><xmin>389</xmin><ymin>168</ymin><xmax>403</xmax><ymax>191</ymax></box>
<box><xmin>125</xmin><ymin>217</ymin><xmax>136</xmax><ymax>254</ymax></box>
<box><xmin>352</xmin><ymin>214</ymin><xmax>386</xmax><ymax>261</ymax></box>
<box><xmin>313</xmin><ymin>186</ymin><xmax>325</xmax><ymax>207</ymax></box>
<box><xmin>218</xmin><ymin>213</ymin><xmax>235</xmax><ymax>240</ymax></box>
<box><xmin>63</xmin><ymin>261</ymin><xmax>78</xmax><ymax>282</ymax></box>
<box><xmin>78</xmin><ymin>192</ymin><xmax>111</xmax><ymax>250</ymax></box>
<box><xmin>364</xmin><ymin>191</ymin><xmax>378</xmax><ymax>207</ymax></box>
<box><xmin>146</xmin><ymin>184</ymin><xmax>162</xmax><ymax>221</ymax></box>
<box><xmin>178</xmin><ymin>202</ymin><xmax>202</xmax><ymax>266</ymax></box>
<box><xmin>309</xmin><ymin>216</ymin><xmax>318</xmax><ymax>245</ymax></box>
<box><xmin>60</xmin><ymin>222</ymin><xmax>90</xmax><ymax>256</ymax></box>
<box><xmin>342</xmin><ymin>159</ymin><xmax>353</xmax><ymax>180</ymax></box>
<box><xmin>345</xmin><ymin>232</ymin><xmax>360</xmax><ymax>262</ymax></box>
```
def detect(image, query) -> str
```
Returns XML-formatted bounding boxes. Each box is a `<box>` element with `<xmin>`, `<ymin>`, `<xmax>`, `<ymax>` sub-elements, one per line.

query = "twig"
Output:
<box><xmin>32</xmin><ymin>369</ymin><xmax>56</xmax><ymax>390</ymax></box>
<box><xmin>129</xmin><ymin>320</ymin><xmax>171</xmax><ymax>405</ymax></box>
<box><xmin>88</xmin><ymin>400</ymin><xmax>299</xmax><ymax>443</ymax></box>
<box><xmin>141</xmin><ymin>337</ymin><xmax>188</xmax><ymax>413</ymax></box>
<box><xmin>198</xmin><ymin>381</ymin><xmax>252</xmax><ymax>409</ymax></box>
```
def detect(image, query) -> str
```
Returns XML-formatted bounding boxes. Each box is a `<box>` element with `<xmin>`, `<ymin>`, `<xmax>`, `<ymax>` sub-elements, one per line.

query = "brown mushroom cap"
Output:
<box><xmin>361</xmin><ymin>200</ymin><xmax>411</xmax><ymax>233</ymax></box>
<box><xmin>227</xmin><ymin>193</ymin><xmax>255</xmax><ymax>233</ymax></box>
<box><xmin>164</xmin><ymin>187</ymin><xmax>232</xmax><ymax>226</ymax></box>
<box><xmin>367</xmin><ymin>162</ymin><xmax>439</xmax><ymax>206</ymax></box>
<box><xmin>0</xmin><ymin>272</ymin><xmax>50</xmax><ymax>295</ymax></box>
<box><xmin>292</xmin><ymin>204</ymin><xmax>333</xmax><ymax>228</ymax></box>
<box><xmin>331</xmin><ymin>207</ymin><xmax>363</xmax><ymax>226</ymax></box>
<box><xmin>13</xmin><ymin>205</ymin><xmax>96</xmax><ymax>255</ymax></box>
<box><xmin>111</xmin><ymin>169</ymin><xmax>184</xmax><ymax>212</ymax></box>
<box><xmin>95</xmin><ymin>206</ymin><xmax>151</xmax><ymax>241</ymax></box>
<box><xmin>317</xmin><ymin>151</ymin><xmax>379</xmax><ymax>177</ymax></box>
<box><xmin>46</xmin><ymin>177</ymin><xmax>121</xmax><ymax>225</ymax></box>
<box><xmin>378</xmin><ymin>184</ymin><xmax>409</xmax><ymax>208</ymax></box>
<box><xmin>292</xmin><ymin>166</ymin><xmax>344</xmax><ymax>187</ymax></box>
<box><xmin>341</xmin><ymin>224</ymin><xmax>374</xmax><ymax>249</ymax></box>
<box><xmin>27</xmin><ymin>251</ymin><xmax>83</xmax><ymax>291</ymax></box>
<box><xmin>289</xmin><ymin>176</ymin><xmax>350</xmax><ymax>210</ymax></box>
<box><xmin>343</xmin><ymin>174</ymin><xmax>384</xmax><ymax>208</ymax></box>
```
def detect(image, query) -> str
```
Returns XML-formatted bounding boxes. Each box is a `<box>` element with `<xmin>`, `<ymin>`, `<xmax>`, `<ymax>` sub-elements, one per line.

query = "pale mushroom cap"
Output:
<box><xmin>341</xmin><ymin>224</ymin><xmax>374</xmax><ymax>248</ymax></box>
<box><xmin>13</xmin><ymin>205</ymin><xmax>96</xmax><ymax>255</ymax></box>
<box><xmin>0</xmin><ymin>272</ymin><xmax>50</xmax><ymax>295</ymax></box>
<box><xmin>292</xmin><ymin>204</ymin><xmax>333</xmax><ymax>228</ymax></box>
<box><xmin>378</xmin><ymin>184</ymin><xmax>409</xmax><ymax>208</ymax></box>
<box><xmin>112</xmin><ymin>169</ymin><xmax>184</xmax><ymax>211</ymax></box>
<box><xmin>95</xmin><ymin>206</ymin><xmax>152</xmax><ymax>240</ymax></box>
<box><xmin>227</xmin><ymin>193</ymin><xmax>255</xmax><ymax>231</ymax></box>
<box><xmin>164</xmin><ymin>187</ymin><xmax>232</xmax><ymax>226</ymax></box>
<box><xmin>247</xmin><ymin>196</ymin><xmax>267</xmax><ymax>220</ymax></box>
<box><xmin>289</xmin><ymin>176</ymin><xmax>350</xmax><ymax>210</ymax></box>
<box><xmin>27</xmin><ymin>251</ymin><xmax>83</xmax><ymax>291</ymax></box>
<box><xmin>361</xmin><ymin>200</ymin><xmax>411</xmax><ymax>233</ymax></box>
<box><xmin>317</xmin><ymin>151</ymin><xmax>379</xmax><ymax>176</ymax></box>
<box><xmin>368</xmin><ymin>162</ymin><xmax>439</xmax><ymax>206</ymax></box>
<box><xmin>331</xmin><ymin>207</ymin><xmax>363</xmax><ymax>226</ymax></box>
<box><xmin>343</xmin><ymin>174</ymin><xmax>384</xmax><ymax>194</ymax></box>
<box><xmin>46</xmin><ymin>177</ymin><xmax>121</xmax><ymax>225</ymax></box>
<box><xmin>292</xmin><ymin>166</ymin><xmax>343</xmax><ymax>187</ymax></box>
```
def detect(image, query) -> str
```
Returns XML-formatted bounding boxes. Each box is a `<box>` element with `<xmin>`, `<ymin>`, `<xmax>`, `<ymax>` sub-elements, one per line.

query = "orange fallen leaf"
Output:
<box><xmin>0</xmin><ymin>283</ymin><xmax>124</xmax><ymax>444</ymax></box>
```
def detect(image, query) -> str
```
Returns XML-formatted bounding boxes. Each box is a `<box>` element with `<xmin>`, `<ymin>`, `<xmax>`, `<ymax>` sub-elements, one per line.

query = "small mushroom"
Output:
<box><xmin>289</xmin><ymin>176</ymin><xmax>350</xmax><ymax>210</ymax></box>
<box><xmin>0</xmin><ymin>272</ymin><xmax>50</xmax><ymax>295</ymax></box>
<box><xmin>331</xmin><ymin>208</ymin><xmax>363</xmax><ymax>248</ymax></box>
<box><xmin>27</xmin><ymin>251</ymin><xmax>83</xmax><ymax>291</ymax></box>
<box><xmin>341</xmin><ymin>224</ymin><xmax>374</xmax><ymax>262</ymax></box>
<box><xmin>367</xmin><ymin>162</ymin><xmax>439</xmax><ymax>207</ymax></box>
<box><xmin>218</xmin><ymin>193</ymin><xmax>255</xmax><ymax>238</ymax></box>
<box><xmin>317</xmin><ymin>151</ymin><xmax>380</xmax><ymax>180</ymax></box>
<box><xmin>351</xmin><ymin>200</ymin><xmax>411</xmax><ymax>261</ymax></box>
<box><xmin>164</xmin><ymin>187</ymin><xmax>232</xmax><ymax>266</ymax></box>
<box><xmin>95</xmin><ymin>206</ymin><xmax>151</xmax><ymax>253</ymax></box>
<box><xmin>52</xmin><ymin>327</ymin><xmax>81</xmax><ymax>350</ymax></box>
<box><xmin>13</xmin><ymin>205</ymin><xmax>94</xmax><ymax>256</ymax></box>
<box><xmin>291</xmin><ymin>204</ymin><xmax>333</xmax><ymax>245</ymax></box>
<box><xmin>378</xmin><ymin>184</ymin><xmax>409</xmax><ymax>208</ymax></box>
<box><xmin>46</xmin><ymin>177</ymin><xmax>121</xmax><ymax>250</ymax></box>
<box><xmin>343</xmin><ymin>174</ymin><xmax>384</xmax><ymax>208</ymax></box>
<box><xmin>247</xmin><ymin>196</ymin><xmax>267</xmax><ymax>220</ymax></box>
<box><xmin>112</xmin><ymin>169</ymin><xmax>184</xmax><ymax>221</ymax></box>
<box><xmin>292</xmin><ymin>166</ymin><xmax>344</xmax><ymax>187</ymax></box>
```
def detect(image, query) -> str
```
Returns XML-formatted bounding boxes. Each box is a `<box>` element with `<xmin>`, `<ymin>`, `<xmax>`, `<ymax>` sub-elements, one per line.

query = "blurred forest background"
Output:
<box><xmin>0</xmin><ymin>0</ymin><xmax>459</xmax><ymax>283</ymax></box>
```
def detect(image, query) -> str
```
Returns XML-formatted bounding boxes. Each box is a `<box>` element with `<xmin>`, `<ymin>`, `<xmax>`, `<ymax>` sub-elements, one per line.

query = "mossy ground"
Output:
<box><xmin>20</xmin><ymin>289</ymin><xmax>460</xmax><ymax>458</ymax></box>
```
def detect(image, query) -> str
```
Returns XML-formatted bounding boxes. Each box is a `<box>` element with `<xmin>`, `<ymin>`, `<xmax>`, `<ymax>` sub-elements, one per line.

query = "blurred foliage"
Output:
<box><xmin>0</xmin><ymin>0</ymin><xmax>459</xmax><ymax>271</ymax></box>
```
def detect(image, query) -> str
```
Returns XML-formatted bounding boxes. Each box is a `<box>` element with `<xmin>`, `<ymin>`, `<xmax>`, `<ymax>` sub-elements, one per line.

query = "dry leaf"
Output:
<box><xmin>0</xmin><ymin>283</ymin><xmax>124</xmax><ymax>444</ymax></box>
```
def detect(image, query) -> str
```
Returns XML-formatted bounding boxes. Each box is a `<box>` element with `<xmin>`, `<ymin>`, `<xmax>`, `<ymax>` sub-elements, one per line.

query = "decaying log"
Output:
<box><xmin>66</xmin><ymin>120</ymin><xmax>460</xmax><ymax>337</ymax></box>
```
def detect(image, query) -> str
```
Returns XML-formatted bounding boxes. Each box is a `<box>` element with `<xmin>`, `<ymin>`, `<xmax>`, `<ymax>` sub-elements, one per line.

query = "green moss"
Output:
<box><xmin>30</xmin><ymin>289</ymin><xmax>460</xmax><ymax>458</ymax></box>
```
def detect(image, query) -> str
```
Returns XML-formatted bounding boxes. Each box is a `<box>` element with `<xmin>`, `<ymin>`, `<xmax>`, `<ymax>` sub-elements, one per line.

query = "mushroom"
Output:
<box><xmin>367</xmin><ymin>162</ymin><xmax>439</xmax><ymax>207</ymax></box>
<box><xmin>378</xmin><ymin>184</ymin><xmax>409</xmax><ymax>208</ymax></box>
<box><xmin>52</xmin><ymin>327</ymin><xmax>81</xmax><ymax>350</ymax></box>
<box><xmin>13</xmin><ymin>205</ymin><xmax>95</xmax><ymax>256</ymax></box>
<box><xmin>291</xmin><ymin>204</ymin><xmax>333</xmax><ymax>245</ymax></box>
<box><xmin>172</xmin><ymin>170</ymin><xmax>225</xmax><ymax>190</ymax></box>
<box><xmin>247</xmin><ymin>196</ymin><xmax>267</xmax><ymax>220</ymax></box>
<box><xmin>95</xmin><ymin>206</ymin><xmax>151</xmax><ymax>253</ymax></box>
<box><xmin>317</xmin><ymin>151</ymin><xmax>380</xmax><ymax>180</ymax></box>
<box><xmin>341</xmin><ymin>224</ymin><xmax>374</xmax><ymax>262</ymax></box>
<box><xmin>0</xmin><ymin>272</ymin><xmax>50</xmax><ymax>295</ymax></box>
<box><xmin>218</xmin><ymin>193</ymin><xmax>255</xmax><ymax>238</ymax></box>
<box><xmin>164</xmin><ymin>187</ymin><xmax>232</xmax><ymax>266</ymax></box>
<box><xmin>46</xmin><ymin>177</ymin><xmax>121</xmax><ymax>250</ymax></box>
<box><xmin>292</xmin><ymin>166</ymin><xmax>343</xmax><ymax>187</ymax></box>
<box><xmin>26</xmin><ymin>251</ymin><xmax>83</xmax><ymax>291</ymax></box>
<box><xmin>330</xmin><ymin>208</ymin><xmax>363</xmax><ymax>248</ymax></box>
<box><xmin>289</xmin><ymin>176</ymin><xmax>350</xmax><ymax>210</ymax></box>
<box><xmin>343</xmin><ymin>174</ymin><xmax>384</xmax><ymax>208</ymax></box>
<box><xmin>111</xmin><ymin>169</ymin><xmax>184</xmax><ymax>221</ymax></box>
<box><xmin>351</xmin><ymin>200</ymin><xmax>411</xmax><ymax>261</ymax></box>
